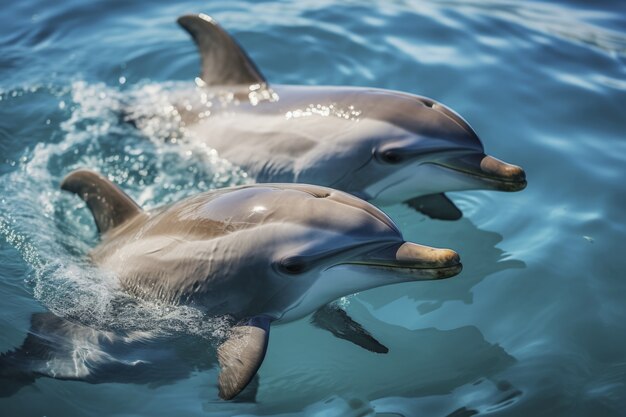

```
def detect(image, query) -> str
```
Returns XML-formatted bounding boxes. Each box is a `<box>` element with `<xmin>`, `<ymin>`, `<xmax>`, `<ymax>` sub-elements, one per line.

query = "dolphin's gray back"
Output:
<box><xmin>178</xmin><ymin>84</ymin><xmax>481</xmax><ymax>186</ymax></box>
<box><xmin>74</xmin><ymin>180</ymin><xmax>398</xmax><ymax>318</ymax></box>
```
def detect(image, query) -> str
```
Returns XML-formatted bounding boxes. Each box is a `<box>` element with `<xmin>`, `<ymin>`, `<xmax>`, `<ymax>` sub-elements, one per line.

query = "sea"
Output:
<box><xmin>1</xmin><ymin>1</ymin><xmax>625</xmax><ymax>416</ymax></box>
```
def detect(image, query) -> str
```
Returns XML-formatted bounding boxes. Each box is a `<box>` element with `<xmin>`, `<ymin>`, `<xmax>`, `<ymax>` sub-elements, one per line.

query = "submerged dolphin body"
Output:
<box><xmin>1</xmin><ymin>169</ymin><xmax>461</xmax><ymax>400</ymax></box>
<box><xmin>0</xmin><ymin>312</ymin><xmax>227</xmax><ymax>398</ymax></box>
<box><xmin>128</xmin><ymin>14</ymin><xmax>526</xmax><ymax>220</ymax></box>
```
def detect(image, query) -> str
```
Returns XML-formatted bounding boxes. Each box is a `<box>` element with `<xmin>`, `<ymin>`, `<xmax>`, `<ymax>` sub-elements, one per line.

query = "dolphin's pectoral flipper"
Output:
<box><xmin>405</xmin><ymin>193</ymin><xmax>462</xmax><ymax>221</ymax></box>
<box><xmin>311</xmin><ymin>304</ymin><xmax>388</xmax><ymax>354</ymax></box>
<box><xmin>61</xmin><ymin>169</ymin><xmax>142</xmax><ymax>233</ymax></box>
<box><xmin>177</xmin><ymin>14</ymin><xmax>266</xmax><ymax>87</ymax></box>
<box><xmin>217</xmin><ymin>316</ymin><xmax>271</xmax><ymax>400</ymax></box>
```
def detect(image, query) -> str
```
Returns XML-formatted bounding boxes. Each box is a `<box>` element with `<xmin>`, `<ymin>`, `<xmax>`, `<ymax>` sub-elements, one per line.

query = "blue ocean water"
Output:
<box><xmin>1</xmin><ymin>0</ymin><xmax>625</xmax><ymax>416</ymax></box>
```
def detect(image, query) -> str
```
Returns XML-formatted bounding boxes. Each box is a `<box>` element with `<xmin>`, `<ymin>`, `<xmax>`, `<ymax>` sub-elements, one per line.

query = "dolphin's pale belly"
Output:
<box><xmin>366</xmin><ymin>163</ymin><xmax>488</xmax><ymax>204</ymax></box>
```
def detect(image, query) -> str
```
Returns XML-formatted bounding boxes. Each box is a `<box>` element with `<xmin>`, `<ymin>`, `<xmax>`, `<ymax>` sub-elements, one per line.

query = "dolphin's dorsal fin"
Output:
<box><xmin>217</xmin><ymin>316</ymin><xmax>270</xmax><ymax>400</ymax></box>
<box><xmin>61</xmin><ymin>169</ymin><xmax>142</xmax><ymax>234</ymax></box>
<box><xmin>177</xmin><ymin>14</ymin><xmax>267</xmax><ymax>87</ymax></box>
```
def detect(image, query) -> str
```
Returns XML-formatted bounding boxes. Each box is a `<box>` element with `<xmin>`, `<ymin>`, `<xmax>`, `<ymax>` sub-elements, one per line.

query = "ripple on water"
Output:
<box><xmin>1</xmin><ymin>0</ymin><xmax>626</xmax><ymax>415</ymax></box>
<box><xmin>0</xmin><ymin>80</ymin><xmax>251</xmax><ymax>342</ymax></box>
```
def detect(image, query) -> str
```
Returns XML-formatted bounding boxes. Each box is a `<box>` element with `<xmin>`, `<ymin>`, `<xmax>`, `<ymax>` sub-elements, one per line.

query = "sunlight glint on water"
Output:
<box><xmin>1</xmin><ymin>0</ymin><xmax>625</xmax><ymax>416</ymax></box>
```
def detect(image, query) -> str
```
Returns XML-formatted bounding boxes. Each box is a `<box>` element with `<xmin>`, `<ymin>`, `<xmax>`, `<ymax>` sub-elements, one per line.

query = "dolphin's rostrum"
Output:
<box><xmin>126</xmin><ymin>14</ymin><xmax>527</xmax><ymax>221</ymax></box>
<box><xmin>50</xmin><ymin>169</ymin><xmax>461</xmax><ymax>399</ymax></box>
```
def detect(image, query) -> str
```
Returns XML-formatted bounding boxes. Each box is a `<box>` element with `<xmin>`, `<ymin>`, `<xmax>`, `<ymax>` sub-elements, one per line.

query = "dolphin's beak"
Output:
<box><xmin>345</xmin><ymin>242</ymin><xmax>462</xmax><ymax>280</ymax></box>
<box><xmin>436</xmin><ymin>153</ymin><xmax>527</xmax><ymax>191</ymax></box>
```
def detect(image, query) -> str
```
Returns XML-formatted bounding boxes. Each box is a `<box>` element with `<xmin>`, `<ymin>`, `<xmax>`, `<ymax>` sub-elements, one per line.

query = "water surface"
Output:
<box><xmin>1</xmin><ymin>0</ymin><xmax>625</xmax><ymax>416</ymax></box>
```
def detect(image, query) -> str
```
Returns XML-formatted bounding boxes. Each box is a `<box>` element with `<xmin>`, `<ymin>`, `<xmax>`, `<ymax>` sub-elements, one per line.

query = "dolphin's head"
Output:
<box><xmin>315</xmin><ymin>89</ymin><xmax>526</xmax><ymax>205</ymax></box>
<box><xmin>194</xmin><ymin>184</ymin><xmax>461</xmax><ymax>321</ymax></box>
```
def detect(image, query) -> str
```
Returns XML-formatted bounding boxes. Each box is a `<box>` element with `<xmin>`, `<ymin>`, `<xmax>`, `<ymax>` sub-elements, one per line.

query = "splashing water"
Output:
<box><xmin>1</xmin><ymin>0</ymin><xmax>625</xmax><ymax>415</ymax></box>
<box><xmin>0</xmin><ymin>80</ymin><xmax>249</xmax><ymax>341</ymax></box>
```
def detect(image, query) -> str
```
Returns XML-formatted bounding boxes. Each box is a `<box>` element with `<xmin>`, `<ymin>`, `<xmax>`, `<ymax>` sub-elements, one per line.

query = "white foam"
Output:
<box><xmin>0</xmin><ymin>81</ymin><xmax>250</xmax><ymax>342</ymax></box>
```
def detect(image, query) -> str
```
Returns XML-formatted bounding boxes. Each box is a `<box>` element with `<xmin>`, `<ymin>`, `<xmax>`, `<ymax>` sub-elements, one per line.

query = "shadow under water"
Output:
<box><xmin>0</xmin><ymin>302</ymin><xmax>518</xmax><ymax>415</ymax></box>
<box><xmin>360</xmin><ymin>215</ymin><xmax>525</xmax><ymax>315</ymax></box>
<box><xmin>252</xmin><ymin>299</ymin><xmax>517</xmax><ymax>414</ymax></box>
<box><xmin>0</xmin><ymin>311</ymin><xmax>259</xmax><ymax>402</ymax></box>
<box><xmin>0</xmin><ymin>78</ymin><xmax>529</xmax><ymax>417</ymax></box>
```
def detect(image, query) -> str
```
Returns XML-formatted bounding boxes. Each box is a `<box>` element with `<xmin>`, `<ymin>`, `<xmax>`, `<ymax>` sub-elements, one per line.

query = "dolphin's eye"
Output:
<box><xmin>380</xmin><ymin>150</ymin><xmax>403</xmax><ymax>164</ymax></box>
<box><xmin>280</xmin><ymin>258</ymin><xmax>307</xmax><ymax>274</ymax></box>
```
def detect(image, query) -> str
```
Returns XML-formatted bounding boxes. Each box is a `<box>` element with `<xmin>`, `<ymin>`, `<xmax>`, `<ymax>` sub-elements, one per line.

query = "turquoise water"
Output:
<box><xmin>1</xmin><ymin>0</ymin><xmax>626</xmax><ymax>416</ymax></box>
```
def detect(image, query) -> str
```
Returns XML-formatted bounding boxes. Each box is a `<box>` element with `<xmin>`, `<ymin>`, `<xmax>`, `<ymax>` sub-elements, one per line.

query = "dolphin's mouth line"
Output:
<box><xmin>431</xmin><ymin>162</ymin><xmax>527</xmax><ymax>190</ymax></box>
<box><xmin>339</xmin><ymin>260</ymin><xmax>461</xmax><ymax>270</ymax></box>
<box><xmin>335</xmin><ymin>261</ymin><xmax>463</xmax><ymax>278</ymax></box>
<box><xmin>434</xmin><ymin>162</ymin><xmax>525</xmax><ymax>183</ymax></box>
<box><xmin>329</xmin><ymin>241</ymin><xmax>462</xmax><ymax>279</ymax></box>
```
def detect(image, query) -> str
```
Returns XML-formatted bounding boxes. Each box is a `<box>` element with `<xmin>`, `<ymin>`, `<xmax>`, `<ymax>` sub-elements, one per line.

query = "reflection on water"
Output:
<box><xmin>1</xmin><ymin>306</ymin><xmax>516</xmax><ymax>415</ymax></box>
<box><xmin>253</xmin><ymin>300</ymin><xmax>516</xmax><ymax>415</ymax></box>
<box><xmin>434</xmin><ymin>0</ymin><xmax>626</xmax><ymax>55</ymax></box>
<box><xmin>362</xmin><ymin>216</ymin><xmax>526</xmax><ymax>315</ymax></box>
<box><xmin>0</xmin><ymin>313</ymin><xmax>211</xmax><ymax>396</ymax></box>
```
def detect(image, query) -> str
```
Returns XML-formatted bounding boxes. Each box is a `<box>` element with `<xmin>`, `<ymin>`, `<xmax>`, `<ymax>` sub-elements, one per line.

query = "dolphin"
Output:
<box><xmin>127</xmin><ymin>14</ymin><xmax>526</xmax><ymax>221</ymax></box>
<box><xmin>0</xmin><ymin>169</ymin><xmax>461</xmax><ymax>399</ymax></box>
